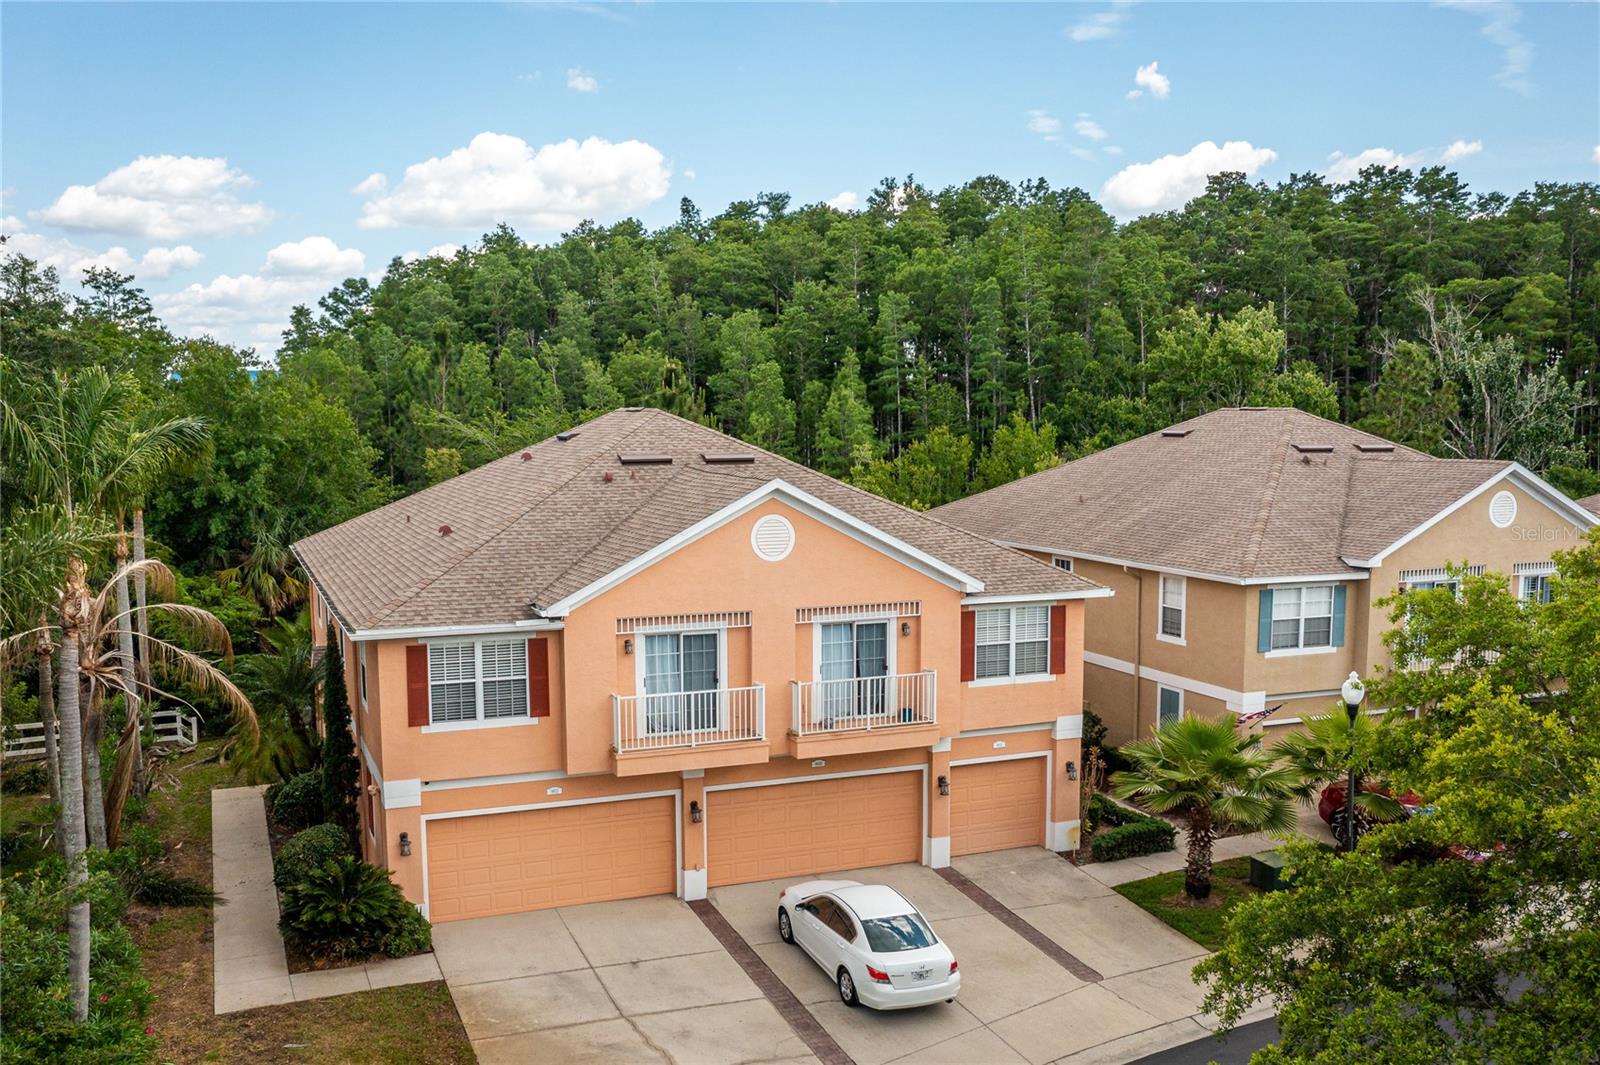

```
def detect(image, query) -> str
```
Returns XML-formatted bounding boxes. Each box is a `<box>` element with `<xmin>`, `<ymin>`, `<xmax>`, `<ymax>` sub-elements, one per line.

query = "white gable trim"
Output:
<box><xmin>963</xmin><ymin>589</ymin><xmax>1113</xmax><ymax>605</ymax></box>
<box><xmin>1342</xmin><ymin>464</ymin><xmax>1595</xmax><ymax>569</ymax></box>
<box><xmin>539</xmin><ymin>479</ymin><xmax>984</xmax><ymax>618</ymax></box>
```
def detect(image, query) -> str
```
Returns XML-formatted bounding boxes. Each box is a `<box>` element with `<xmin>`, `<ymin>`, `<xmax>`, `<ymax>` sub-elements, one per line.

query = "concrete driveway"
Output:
<box><xmin>709</xmin><ymin>850</ymin><xmax>1264</xmax><ymax>1065</ymax></box>
<box><xmin>431</xmin><ymin>895</ymin><xmax>818</xmax><ymax>1065</ymax></box>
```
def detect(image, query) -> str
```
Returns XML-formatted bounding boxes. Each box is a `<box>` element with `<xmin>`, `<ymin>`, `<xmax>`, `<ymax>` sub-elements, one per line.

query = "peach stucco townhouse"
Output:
<box><xmin>292</xmin><ymin>408</ymin><xmax>1109</xmax><ymax>922</ymax></box>
<box><xmin>932</xmin><ymin>408</ymin><xmax>1596</xmax><ymax>745</ymax></box>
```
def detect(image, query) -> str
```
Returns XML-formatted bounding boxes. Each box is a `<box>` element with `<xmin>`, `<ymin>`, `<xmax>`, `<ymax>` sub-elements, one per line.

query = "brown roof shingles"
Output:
<box><xmin>293</xmin><ymin>408</ymin><xmax>1100</xmax><ymax>631</ymax></box>
<box><xmin>930</xmin><ymin>408</ymin><xmax>1512</xmax><ymax>581</ymax></box>
<box><xmin>1579</xmin><ymin>493</ymin><xmax>1600</xmax><ymax>519</ymax></box>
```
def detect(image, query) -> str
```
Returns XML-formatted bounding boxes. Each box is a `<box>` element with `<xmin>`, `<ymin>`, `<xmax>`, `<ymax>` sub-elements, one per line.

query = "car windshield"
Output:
<box><xmin>860</xmin><ymin>913</ymin><xmax>936</xmax><ymax>953</ymax></box>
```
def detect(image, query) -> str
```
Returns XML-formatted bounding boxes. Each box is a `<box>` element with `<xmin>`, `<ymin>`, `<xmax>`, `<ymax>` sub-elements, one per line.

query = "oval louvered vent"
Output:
<box><xmin>1488</xmin><ymin>490</ymin><xmax>1517</xmax><ymax>529</ymax></box>
<box><xmin>750</xmin><ymin>514</ymin><xmax>795</xmax><ymax>562</ymax></box>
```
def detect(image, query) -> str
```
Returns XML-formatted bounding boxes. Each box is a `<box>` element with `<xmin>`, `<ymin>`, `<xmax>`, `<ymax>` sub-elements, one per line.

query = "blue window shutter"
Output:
<box><xmin>1332</xmin><ymin>585</ymin><xmax>1347</xmax><ymax>647</ymax></box>
<box><xmin>1257</xmin><ymin>589</ymin><xmax>1274</xmax><ymax>653</ymax></box>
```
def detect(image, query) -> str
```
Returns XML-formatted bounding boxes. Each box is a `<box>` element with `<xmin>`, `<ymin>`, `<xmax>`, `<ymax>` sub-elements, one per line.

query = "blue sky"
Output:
<box><xmin>4</xmin><ymin>1</ymin><xmax>1597</xmax><ymax>350</ymax></box>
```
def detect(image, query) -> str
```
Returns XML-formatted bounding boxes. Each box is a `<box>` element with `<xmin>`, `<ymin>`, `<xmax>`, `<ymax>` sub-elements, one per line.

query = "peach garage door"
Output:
<box><xmin>707</xmin><ymin>772</ymin><xmax>922</xmax><ymax>886</ymax></box>
<box><xmin>951</xmin><ymin>757</ymin><xmax>1047</xmax><ymax>856</ymax></box>
<box><xmin>426</xmin><ymin>796</ymin><xmax>676</xmax><ymax>921</ymax></box>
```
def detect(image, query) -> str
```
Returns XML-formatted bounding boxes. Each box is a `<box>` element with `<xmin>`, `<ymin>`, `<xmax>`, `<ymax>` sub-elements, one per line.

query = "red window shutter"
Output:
<box><xmin>405</xmin><ymin>645</ymin><xmax>429</xmax><ymax>727</ymax></box>
<box><xmin>528</xmin><ymin>638</ymin><xmax>551</xmax><ymax>718</ymax></box>
<box><xmin>960</xmin><ymin>612</ymin><xmax>976</xmax><ymax>683</ymax></box>
<box><xmin>1049</xmin><ymin>604</ymin><xmax>1067</xmax><ymax>674</ymax></box>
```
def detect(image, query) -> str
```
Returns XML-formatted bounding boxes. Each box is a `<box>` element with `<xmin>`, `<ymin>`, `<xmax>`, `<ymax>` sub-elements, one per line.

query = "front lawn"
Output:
<box><xmin>1114</xmin><ymin>857</ymin><xmax>1260</xmax><ymax>950</ymax></box>
<box><xmin>134</xmin><ymin>740</ymin><xmax>474</xmax><ymax>1064</ymax></box>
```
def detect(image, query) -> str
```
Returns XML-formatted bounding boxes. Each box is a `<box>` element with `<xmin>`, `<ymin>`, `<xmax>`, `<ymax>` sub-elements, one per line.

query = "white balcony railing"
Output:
<box><xmin>612</xmin><ymin>684</ymin><xmax>765</xmax><ymax>754</ymax></box>
<box><xmin>791</xmin><ymin>671</ymin><xmax>937</xmax><ymax>737</ymax></box>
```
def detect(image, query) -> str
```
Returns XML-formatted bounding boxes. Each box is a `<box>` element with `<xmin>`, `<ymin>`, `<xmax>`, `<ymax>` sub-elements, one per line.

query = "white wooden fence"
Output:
<box><xmin>2</xmin><ymin>708</ymin><xmax>200</xmax><ymax>761</ymax></box>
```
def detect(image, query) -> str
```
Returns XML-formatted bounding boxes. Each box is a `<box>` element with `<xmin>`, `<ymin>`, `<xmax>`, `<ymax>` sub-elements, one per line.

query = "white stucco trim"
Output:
<box><xmin>962</xmin><ymin>588</ymin><xmax>1114</xmax><ymax>605</ymax></box>
<box><xmin>1053</xmin><ymin>714</ymin><xmax>1084</xmax><ymax>740</ymax></box>
<box><xmin>1082</xmin><ymin>651</ymin><xmax>1267</xmax><ymax>713</ymax></box>
<box><xmin>682</xmin><ymin>868</ymin><xmax>708</xmax><ymax>901</ymax></box>
<box><xmin>931</xmin><ymin>737</ymin><xmax>952</xmax><ymax>753</ymax></box>
<box><xmin>927</xmin><ymin>835</ymin><xmax>952</xmax><ymax>868</ymax></box>
<box><xmin>1049</xmin><ymin>819</ymin><xmax>1080</xmax><ymax>851</ymax></box>
<box><xmin>956</xmin><ymin>722</ymin><xmax>1054</xmax><ymax>738</ymax></box>
<box><xmin>383</xmin><ymin>779</ymin><xmax>422</xmax><ymax>809</ymax></box>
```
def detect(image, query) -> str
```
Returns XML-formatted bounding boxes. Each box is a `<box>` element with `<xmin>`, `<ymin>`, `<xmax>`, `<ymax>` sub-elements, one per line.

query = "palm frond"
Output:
<box><xmin>140</xmin><ymin>635</ymin><xmax>257</xmax><ymax>743</ymax></box>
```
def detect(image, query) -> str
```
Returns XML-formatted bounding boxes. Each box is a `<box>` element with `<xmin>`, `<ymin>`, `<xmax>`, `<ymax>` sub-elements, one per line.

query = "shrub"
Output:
<box><xmin>2</xmin><ymin>760</ymin><xmax>50</xmax><ymax>795</ymax></box>
<box><xmin>279</xmin><ymin>856</ymin><xmax>430</xmax><ymax>961</ymax></box>
<box><xmin>1</xmin><ymin>865</ymin><xmax>155</xmax><ymax>1065</ymax></box>
<box><xmin>1081</xmin><ymin>709</ymin><xmax>1109</xmax><ymax>753</ymax></box>
<box><xmin>273</xmin><ymin>823</ymin><xmax>352</xmax><ymax>890</ymax></box>
<box><xmin>1092</xmin><ymin>818</ymin><xmax>1178</xmax><ymax>862</ymax></box>
<box><xmin>269</xmin><ymin>769</ymin><xmax>324</xmax><ymax>831</ymax></box>
<box><xmin>93</xmin><ymin>825</ymin><xmax>219</xmax><ymax>908</ymax></box>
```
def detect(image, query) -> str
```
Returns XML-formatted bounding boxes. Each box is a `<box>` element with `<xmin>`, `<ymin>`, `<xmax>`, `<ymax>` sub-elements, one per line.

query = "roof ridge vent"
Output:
<box><xmin>618</xmin><ymin>452</ymin><xmax>673</xmax><ymax>465</ymax></box>
<box><xmin>1354</xmin><ymin>443</ymin><xmax>1395</xmax><ymax>453</ymax></box>
<box><xmin>556</xmin><ymin>430</ymin><xmax>579</xmax><ymax>442</ymax></box>
<box><xmin>1292</xmin><ymin>443</ymin><xmax>1334</xmax><ymax>454</ymax></box>
<box><xmin>1161</xmin><ymin>429</ymin><xmax>1192</xmax><ymax>438</ymax></box>
<box><xmin>702</xmin><ymin>452</ymin><xmax>756</xmax><ymax>465</ymax></box>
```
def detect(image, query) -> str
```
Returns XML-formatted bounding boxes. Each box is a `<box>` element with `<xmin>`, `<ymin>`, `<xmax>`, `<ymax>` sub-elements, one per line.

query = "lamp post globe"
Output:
<box><xmin>1340</xmin><ymin>672</ymin><xmax>1365</xmax><ymax>851</ymax></box>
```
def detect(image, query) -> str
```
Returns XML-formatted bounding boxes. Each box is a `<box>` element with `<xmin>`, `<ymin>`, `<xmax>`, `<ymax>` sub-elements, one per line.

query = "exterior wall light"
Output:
<box><xmin>690</xmin><ymin>800</ymin><xmax>703</xmax><ymax>823</ymax></box>
<box><xmin>937</xmin><ymin>775</ymin><xmax>950</xmax><ymax>796</ymax></box>
<box><xmin>399</xmin><ymin>831</ymin><xmax>411</xmax><ymax>856</ymax></box>
<box><xmin>900</xmin><ymin>622</ymin><xmax>911</xmax><ymax>637</ymax></box>
<box><xmin>623</xmin><ymin>638</ymin><xmax>634</xmax><ymax>655</ymax></box>
<box><xmin>1065</xmin><ymin>761</ymin><xmax>1078</xmax><ymax>781</ymax></box>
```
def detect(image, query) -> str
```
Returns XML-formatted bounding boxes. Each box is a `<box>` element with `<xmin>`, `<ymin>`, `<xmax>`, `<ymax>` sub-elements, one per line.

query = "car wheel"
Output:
<box><xmin>777</xmin><ymin>907</ymin><xmax>794</xmax><ymax>944</ymax></box>
<box><xmin>837</xmin><ymin>967</ymin><xmax>859</xmax><ymax>1007</ymax></box>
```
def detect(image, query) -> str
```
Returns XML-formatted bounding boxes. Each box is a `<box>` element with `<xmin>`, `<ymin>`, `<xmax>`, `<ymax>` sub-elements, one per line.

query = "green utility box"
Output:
<box><xmin>1249</xmin><ymin>849</ymin><xmax>1290</xmax><ymax>891</ymax></box>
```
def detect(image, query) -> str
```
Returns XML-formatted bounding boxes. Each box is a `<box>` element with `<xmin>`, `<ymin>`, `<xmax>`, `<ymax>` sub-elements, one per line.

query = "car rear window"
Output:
<box><xmin>861</xmin><ymin>913</ymin><xmax>936</xmax><ymax>952</ymax></box>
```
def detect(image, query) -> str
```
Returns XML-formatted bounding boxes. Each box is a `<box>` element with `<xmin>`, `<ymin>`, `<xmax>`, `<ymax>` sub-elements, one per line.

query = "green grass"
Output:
<box><xmin>146</xmin><ymin>739</ymin><xmax>241</xmax><ymax>846</ymax></box>
<box><xmin>1114</xmin><ymin>857</ymin><xmax>1259</xmax><ymax>950</ymax></box>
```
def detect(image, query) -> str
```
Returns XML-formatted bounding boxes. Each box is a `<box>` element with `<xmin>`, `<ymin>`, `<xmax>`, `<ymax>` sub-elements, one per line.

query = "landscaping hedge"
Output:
<box><xmin>273</xmin><ymin>823</ymin><xmax>353</xmax><ymax>890</ymax></box>
<box><xmin>279</xmin><ymin>855</ymin><xmax>432</xmax><ymax>961</ymax></box>
<box><xmin>268</xmin><ymin>769</ymin><xmax>324</xmax><ymax>831</ymax></box>
<box><xmin>1089</xmin><ymin>794</ymin><xmax>1177</xmax><ymax>862</ymax></box>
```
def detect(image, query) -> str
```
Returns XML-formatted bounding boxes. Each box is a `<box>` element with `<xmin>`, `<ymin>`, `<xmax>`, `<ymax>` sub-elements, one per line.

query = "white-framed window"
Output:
<box><xmin>1157</xmin><ymin>685</ymin><xmax>1183</xmax><ymax>729</ymax></box>
<box><xmin>639</xmin><ymin>629</ymin><xmax>723</xmax><ymax>733</ymax></box>
<box><xmin>1271</xmin><ymin>585</ymin><xmax>1334</xmax><ymax>650</ymax></box>
<box><xmin>428</xmin><ymin>639</ymin><xmax>528</xmax><ymax>725</ymax></box>
<box><xmin>974</xmin><ymin>605</ymin><xmax>1050</xmax><ymax>680</ymax></box>
<box><xmin>1052</xmin><ymin>556</ymin><xmax>1073</xmax><ymax>572</ymax></box>
<box><xmin>1516</xmin><ymin>565</ymin><xmax>1555</xmax><ymax>604</ymax></box>
<box><xmin>1158</xmin><ymin>575</ymin><xmax>1185</xmax><ymax>642</ymax></box>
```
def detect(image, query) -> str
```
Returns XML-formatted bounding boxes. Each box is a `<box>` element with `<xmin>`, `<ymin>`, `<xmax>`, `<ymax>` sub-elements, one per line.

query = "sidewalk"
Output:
<box><xmin>210</xmin><ymin>785</ymin><xmax>442</xmax><ymax>1014</ymax></box>
<box><xmin>1075</xmin><ymin>802</ymin><xmax>1336</xmax><ymax>889</ymax></box>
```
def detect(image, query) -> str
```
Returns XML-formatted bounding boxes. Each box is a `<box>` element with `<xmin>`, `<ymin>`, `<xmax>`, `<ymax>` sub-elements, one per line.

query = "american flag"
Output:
<box><xmin>1237</xmin><ymin>703</ymin><xmax>1283</xmax><ymax>727</ymax></box>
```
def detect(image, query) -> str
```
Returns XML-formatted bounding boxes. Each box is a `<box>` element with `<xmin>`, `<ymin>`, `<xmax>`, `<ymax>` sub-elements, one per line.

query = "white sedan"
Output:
<box><xmin>777</xmin><ymin>880</ymin><xmax>960</xmax><ymax>1010</ymax></box>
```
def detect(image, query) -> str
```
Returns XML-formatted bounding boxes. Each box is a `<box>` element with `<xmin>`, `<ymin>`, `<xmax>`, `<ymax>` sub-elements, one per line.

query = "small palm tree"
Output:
<box><xmin>1112</xmin><ymin>717</ymin><xmax>1301</xmax><ymax>900</ymax></box>
<box><xmin>232</xmin><ymin>613</ymin><xmax>319</xmax><ymax>782</ymax></box>
<box><xmin>1275</xmin><ymin>711</ymin><xmax>1404</xmax><ymax>847</ymax></box>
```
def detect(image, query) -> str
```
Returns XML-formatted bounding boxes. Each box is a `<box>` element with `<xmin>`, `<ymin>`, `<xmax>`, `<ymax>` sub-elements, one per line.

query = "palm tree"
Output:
<box><xmin>217</xmin><ymin>514</ymin><xmax>307</xmax><ymax>618</ymax></box>
<box><xmin>231</xmin><ymin>612</ymin><xmax>319</xmax><ymax>782</ymax></box>
<box><xmin>1275</xmin><ymin>711</ymin><xmax>1404</xmax><ymax>848</ymax></box>
<box><xmin>1112</xmin><ymin>717</ymin><xmax>1301</xmax><ymax>900</ymax></box>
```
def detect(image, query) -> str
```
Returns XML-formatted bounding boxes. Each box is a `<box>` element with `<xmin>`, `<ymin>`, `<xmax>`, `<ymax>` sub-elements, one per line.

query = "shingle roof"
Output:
<box><xmin>293</xmin><ymin>408</ymin><xmax>1100</xmax><ymax>632</ymax></box>
<box><xmin>1579</xmin><ymin>493</ymin><xmax>1600</xmax><ymax>518</ymax></box>
<box><xmin>929</xmin><ymin>408</ymin><xmax>1511</xmax><ymax>581</ymax></box>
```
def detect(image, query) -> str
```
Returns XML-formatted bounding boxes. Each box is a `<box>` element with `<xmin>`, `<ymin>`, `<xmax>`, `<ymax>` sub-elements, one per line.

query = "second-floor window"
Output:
<box><xmin>642</xmin><ymin>631</ymin><xmax>720</xmax><ymax>733</ymax></box>
<box><xmin>1052</xmin><ymin>556</ymin><xmax>1073</xmax><ymax>572</ymax></box>
<box><xmin>975</xmin><ymin>606</ymin><xmax>1049</xmax><ymax>680</ymax></box>
<box><xmin>1271</xmin><ymin>585</ymin><xmax>1334</xmax><ymax>650</ymax></box>
<box><xmin>429</xmin><ymin>639</ymin><xmax>528</xmax><ymax>725</ymax></box>
<box><xmin>1158</xmin><ymin>575</ymin><xmax>1185</xmax><ymax>640</ymax></box>
<box><xmin>1518</xmin><ymin>571</ymin><xmax>1553</xmax><ymax>604</ymax></box>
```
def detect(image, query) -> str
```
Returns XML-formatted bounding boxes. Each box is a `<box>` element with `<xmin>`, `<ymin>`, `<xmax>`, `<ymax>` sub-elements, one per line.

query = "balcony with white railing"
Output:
<box><xmin>789</xmin><ymin>671</ymin><xmax>939</xmax><ymax>755</ymax></box>
<box><xmin>610</xmin><ymin>684</ymin><xmax>769</xmax><ymax>774</ymax></box>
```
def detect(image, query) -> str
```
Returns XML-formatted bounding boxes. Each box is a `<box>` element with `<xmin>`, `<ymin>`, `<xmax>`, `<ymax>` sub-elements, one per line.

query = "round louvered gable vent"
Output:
<box><xmin>1488</xmin><ymin>490</ymin><xmax>1517</xmax><ymax>529</ymax></box>
<box><xmin>750</xmin><ymin>514</ymin><xmax>795</xmax><ymax>561</ymax></box>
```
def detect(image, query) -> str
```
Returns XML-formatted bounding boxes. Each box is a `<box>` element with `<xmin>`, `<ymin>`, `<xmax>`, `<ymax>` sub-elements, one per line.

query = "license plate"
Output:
<box><xmin>911</xmin><ymin>970</ymin><xmax>929</xmax><ymax>982</ymax></box>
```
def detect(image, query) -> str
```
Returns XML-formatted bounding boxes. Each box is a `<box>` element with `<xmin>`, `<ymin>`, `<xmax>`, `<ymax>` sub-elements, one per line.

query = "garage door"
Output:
<box><xmin>951</xmin><ymin>758</ymin><xmax>1046</xmax><ymax>856</ymax></box>
<box><xmin>426</xmin><ymin>796</ymin><xmax>676</xmax><ymax>922</ymax></box>
<box><xmin>708</xmin><ymin>772</ymin><xmax>922</xmax><ymax>886</ymax></box>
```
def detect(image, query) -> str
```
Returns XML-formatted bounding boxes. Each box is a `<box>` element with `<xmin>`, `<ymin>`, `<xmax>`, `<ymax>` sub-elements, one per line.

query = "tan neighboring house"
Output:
<box><xmin>1581</xmin><ymin>493</ymin><xmax>1600</xmax><ymax>519</ymax></box>
<box><xmin>931</xmin><ymin>408</ymin><xmax>1596</xmax><ymax>744</ymax></box>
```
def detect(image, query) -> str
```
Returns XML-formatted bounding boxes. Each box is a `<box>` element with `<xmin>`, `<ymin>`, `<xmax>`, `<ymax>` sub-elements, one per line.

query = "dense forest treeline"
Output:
<box><xmin>5</xmin><ymin>166</ymin><xmax>1599</xmax><ymax>594</ymax></box>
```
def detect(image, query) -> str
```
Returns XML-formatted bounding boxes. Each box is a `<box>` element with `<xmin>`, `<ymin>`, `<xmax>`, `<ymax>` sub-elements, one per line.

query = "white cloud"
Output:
<box><xmin>262</xmin><ymin>236</ymin><xmax>366</xmax><ymax>277</ymax></box>
<box><xmin>684</xmin><ymin>168</ymin><xmax>697</xmax><ymax>180</ymax></box>
<box><xmin>1594</xmin><ymin>145</ymin><xmax>1600</xmax><ymax>164</ymax></box>
<box><xmin>1068</xmin><ymin>0</ymin><xmax>1133</xmax><ymax>42</ymax></box>
<box><xmin>2</xmin><ymin>215</ymin><xmax>203</xmax><ymax>280</ymax></box>
<box><xmin>1437</xmin><ymin>1</ymin><xmax>1533</xmax><ymax>94</ymax></box>
<box><xmin>566</xmin><ymin>68</ymin><xmax>599</xmax><ymax>93</ymax></box>
<box><xmin>1102</xmin><ymin>140</ymin><xmax>1278</xmax><ymax>215</ymax></box>
<box><xmin>826</xmin><ymin>191</ymin><xmax>859</xmax><ymax>211</ymax></box>
<box><xmin>428</xmin><ymin>243</ymin><xmax>461</xmax><ymax>259</ymax></box>
<box><xmin>1127</xmin><ymin>61</ymin><xmax>1171</xmax><ymax>100</ymax></box>
<box><xmin>352</xmin><ymin>172</ymin><xmax>388</xmax><ymax>196</ymax></box>
<box><xmin>1027</xmin><ymin>109</ymin><xmax>1063</xmax><ymax>142</ymax></box>
<box><xmin>155</xmin><ymin>236</ymin><xmax>364</xmax><ymax>351</ymax></box>
<box><xmin>1324</xmin><ymin>140</ymin><xmax>1484</xmax><ymax>182</ymax></box>
<box><xmin>1068</xmin><ymin>146</ymin><xmax>1098</xmax><ymax>162</ymax></box>
<box><xmin>356</xmin><ymin>132</ymin><xmax>671</xmax><ymax>231</ymax></box>
<box><xmin>36</xmin><ymin>155</ymin><xmax>271</xmax><ymax>240</ymax></box>
<box><xmin>1074</xmin><ymin>115</ymin><xmax>1108</xmax><ymax>141</ymax></box>
<box><xmin>1103</xmin><ymin>145</ymin><xmax>1124</xmax><ymax>157</ymax></box>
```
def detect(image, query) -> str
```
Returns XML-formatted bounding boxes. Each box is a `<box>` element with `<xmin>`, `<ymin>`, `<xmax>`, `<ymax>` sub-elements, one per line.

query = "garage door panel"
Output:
<box><xmin>951</xmin><ymin>758</ymin><xmax>1046</xmax><ymax>856</ymax></box>
<box><xmin>427</xmin><ymin>796</ymin><xmax>676</xmax><ymax>922</ymax></box>
<box><xmin>708</xmin><ymin>773</ymin><xmax>922</xmax><ymax>887</ymax></box>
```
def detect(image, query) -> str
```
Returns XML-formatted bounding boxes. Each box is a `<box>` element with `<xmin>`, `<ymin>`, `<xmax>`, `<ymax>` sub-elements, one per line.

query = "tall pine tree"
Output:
<box><xmin>320</xmin><ymin>623</ymin><xmax>360</xmax><ymax>845</ymax></box>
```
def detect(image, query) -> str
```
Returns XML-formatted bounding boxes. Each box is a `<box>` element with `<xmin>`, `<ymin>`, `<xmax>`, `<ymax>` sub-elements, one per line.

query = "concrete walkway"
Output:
<box><xmin>210</xmin><ymin>785</ymin><xmax>443</xmax><ymax>1014</ymax></box>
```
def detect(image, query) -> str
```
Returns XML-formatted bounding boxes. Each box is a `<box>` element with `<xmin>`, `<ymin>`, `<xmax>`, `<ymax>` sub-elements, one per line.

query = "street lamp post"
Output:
<box><xmin>1340</xmin><ymin>671</ymin><xmax>1366</xmax><ymax>852</ymax></box>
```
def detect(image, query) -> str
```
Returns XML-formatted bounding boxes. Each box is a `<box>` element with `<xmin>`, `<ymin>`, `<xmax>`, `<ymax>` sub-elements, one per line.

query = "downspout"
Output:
<box><xmin>1125</xmin><ymin>566</ymin><xmax>1144</xmax><ymax>737</ymax></box>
